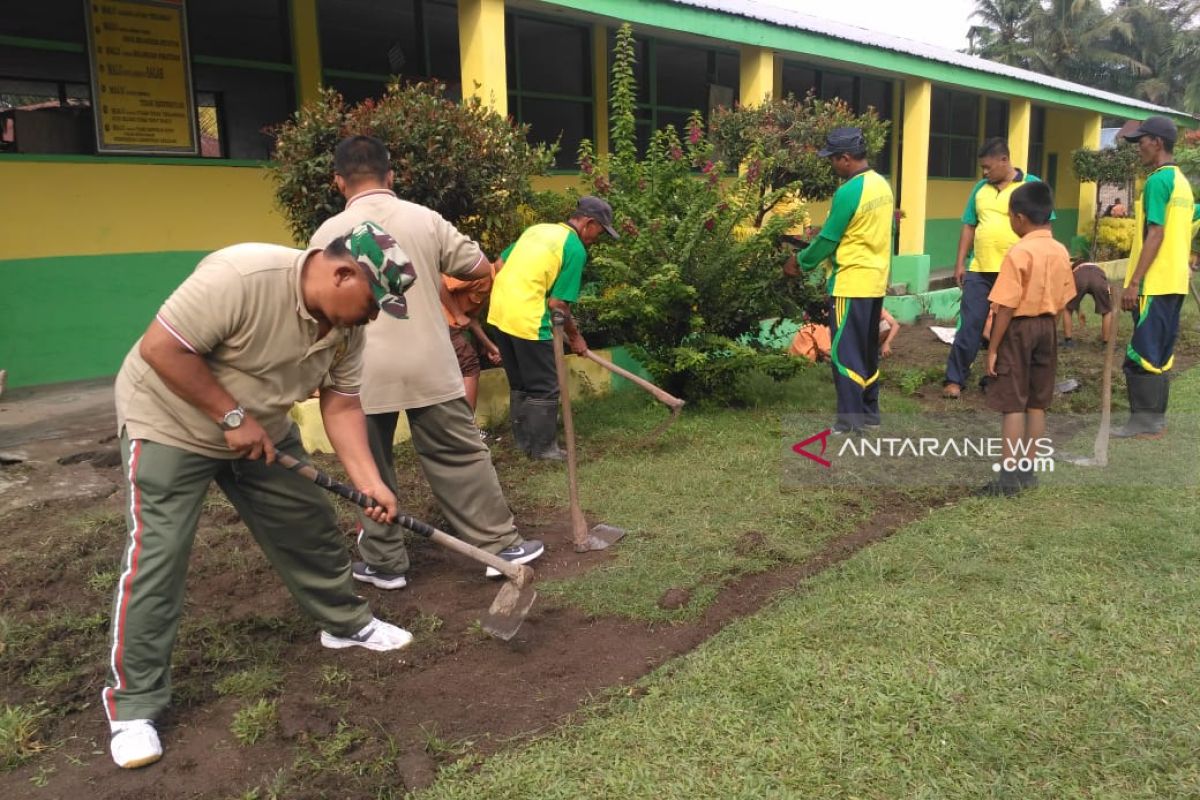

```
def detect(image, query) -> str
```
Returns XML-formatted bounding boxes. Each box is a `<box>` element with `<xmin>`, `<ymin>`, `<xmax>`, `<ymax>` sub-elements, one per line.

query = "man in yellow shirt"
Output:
<box><xmin>943</xmin><ymin>138</ymin><xmax>1047</xmax><ymax>399</ymax></box>
<box><xmin>784</xmin><ymin>127</ymin><xmax>894</xmax><ymax>433</ymax></box>
<box><xmin>1114</xmin><ymin>115</ymin><xmax>1193</xmax><ymax>438</ymax></box>
<box><xmin>489</xmin><ymin>196</ymin><xmax>618</xmax><ymax>459</ymax></box>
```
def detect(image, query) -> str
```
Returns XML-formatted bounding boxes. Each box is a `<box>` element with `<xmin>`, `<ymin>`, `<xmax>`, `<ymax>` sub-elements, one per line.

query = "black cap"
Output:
<box><xmin>817</xmin><ymin>126</ymin><xmax>867</xmax><ymax>158</ymax></box>
<box><xmin>575</xmin><ymin>195</ymin><xmax>619</xmax><ymax>239</ymax></box>
<box><xmin>1123</xmin><ymin>115</ymin><xmax>1177</xmax><ymax>144</ymax></box>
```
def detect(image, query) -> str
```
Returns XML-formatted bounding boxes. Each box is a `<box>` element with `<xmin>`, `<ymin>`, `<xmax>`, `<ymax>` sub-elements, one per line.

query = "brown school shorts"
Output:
<box><xmin>987</xmin><ymin>315</ymin><xmax>1057</xmax><ymax>413</ymax></box>
<box><xmin>1066</xmin><ymin>265</ymin><xmax>1113</xmax><ymax>315</ymax></box>
<box><xmin>449</xmin><ymin>327</ymin><xmax>481</xmax><ymax>378</ymax></box>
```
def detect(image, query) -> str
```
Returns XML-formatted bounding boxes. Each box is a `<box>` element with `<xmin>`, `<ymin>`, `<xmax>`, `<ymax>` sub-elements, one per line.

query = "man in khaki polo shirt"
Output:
<box><xmin>310</xmin><ymin>135</ymin><xmax>543</xmax><ymax>589</ymax></box>
<box><xmin>105</xmin><ymin>222</ymin><xmax>415</xmax><ymax>770</ymax></box>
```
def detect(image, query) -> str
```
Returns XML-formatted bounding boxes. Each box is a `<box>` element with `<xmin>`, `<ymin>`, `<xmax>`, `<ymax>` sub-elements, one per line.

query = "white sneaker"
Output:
<box><xmin>109</xmin><ymin>719</ymin><xmax>162</xmax><ymax>769</ymax></box>
<box><xmin>320</xmin><ymin>617</ymin><xmax>413</xmax><ymax>652</ymax></box>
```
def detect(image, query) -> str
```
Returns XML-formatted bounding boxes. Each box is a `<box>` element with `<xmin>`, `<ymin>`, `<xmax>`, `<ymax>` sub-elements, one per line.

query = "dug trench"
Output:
<box><xmin>0</xmin><ymin>445</ymin><xmax>948</xmax><ymax>800</ymax></box>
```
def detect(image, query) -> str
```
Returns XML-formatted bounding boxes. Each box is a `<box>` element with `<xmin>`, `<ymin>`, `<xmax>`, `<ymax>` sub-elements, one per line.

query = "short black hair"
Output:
<box><xmin>978</xmin><ymin>137</ymin><xmax>1010</xmax><ymax>159</ymax></box>
<box><xmin>324</xmin><ymin>234</ymin><xmax>351</xmax><ymax>259</ymax></box>
<box><xmin>334</xmin><ymin>135</ymin><xmax>391</xmax><ymax>184</ymax></box>
<box><xmin>1009</xmin><ymin>180</ymin><xmax>1054</xmax><ymax>225</ymax></box>
<box><xmin>1159</xmin><ymin>135</ymin><xmax>1176</xmax><ymax>154</ymax></box>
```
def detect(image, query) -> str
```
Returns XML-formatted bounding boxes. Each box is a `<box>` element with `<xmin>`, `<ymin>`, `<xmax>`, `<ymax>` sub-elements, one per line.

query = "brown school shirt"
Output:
<box><xmin>988</xmin><ymin>229</ymin><xmax>1076</xmax><ymax>317</ymax></box>
<box><xmin>115</xmin><ymin>243</ymin><xmax>365</xmax><ymax>459</ymax></box>
<box><xmin>310</xmin><ymin>190</ymin><xmax>486</xmax><ymax>413</ymax></box>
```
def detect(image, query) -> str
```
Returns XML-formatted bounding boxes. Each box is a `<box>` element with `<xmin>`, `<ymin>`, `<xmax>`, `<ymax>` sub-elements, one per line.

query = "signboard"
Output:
<box><xmin>85</xmin><ymin>0</ymin><xmax>198</xmax><ymax>155</ymax></box>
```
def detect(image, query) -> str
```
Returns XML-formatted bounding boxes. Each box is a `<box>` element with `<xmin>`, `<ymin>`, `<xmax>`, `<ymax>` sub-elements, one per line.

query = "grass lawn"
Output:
<box><xmin>417</xmin><ymin>366</ymin><xmax>1200</xmax><ymax>799</ymax></box>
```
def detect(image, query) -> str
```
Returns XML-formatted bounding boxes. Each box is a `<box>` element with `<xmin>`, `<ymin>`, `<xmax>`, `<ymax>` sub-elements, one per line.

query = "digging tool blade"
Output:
<box><xmin>581</xmin><ymin>523</ymin><xmax>626</xmax><ymax>550</ymax></box>
<box><xmin>482</xmin><ymin>581</ymin><xmax>539</xmax><ymax>641</ymax></box>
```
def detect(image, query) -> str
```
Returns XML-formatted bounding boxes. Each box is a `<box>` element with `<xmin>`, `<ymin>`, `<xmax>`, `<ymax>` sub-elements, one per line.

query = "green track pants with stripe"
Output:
<box><xmin>103</xmin><ymin>427</ymin><xmax>373</xmax><ymax>722</ymax></box>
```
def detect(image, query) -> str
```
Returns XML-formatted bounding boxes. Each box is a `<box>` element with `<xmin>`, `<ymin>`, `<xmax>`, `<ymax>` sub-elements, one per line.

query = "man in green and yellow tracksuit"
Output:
<box><xmin>785</xmin><ymin>126</ymin><xmax>894</xmax><ymax>433</ymax></box>
<box><xmin>943</xmin><ymin>138</ymin><xmax>1048</xmax><ymax>398</ymax></box>
<box><xmin>1115</xmin><ymin>115</ymin><xmax>1194</xmax><ymax>438</ymax></box>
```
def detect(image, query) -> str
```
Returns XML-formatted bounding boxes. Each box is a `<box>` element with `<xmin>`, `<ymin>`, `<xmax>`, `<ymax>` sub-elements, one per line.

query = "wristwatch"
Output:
<box><xmin>219</xmin><ymin>405</ymin><xmax>246</xmax><ymax>431</ymax></box>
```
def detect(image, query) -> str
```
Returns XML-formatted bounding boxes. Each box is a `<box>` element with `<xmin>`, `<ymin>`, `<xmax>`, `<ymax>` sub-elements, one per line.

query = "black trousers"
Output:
<box><xmin>493</xmin><ymin>329</ymin><xmax>560</xmax><ymax>400</ymax></box>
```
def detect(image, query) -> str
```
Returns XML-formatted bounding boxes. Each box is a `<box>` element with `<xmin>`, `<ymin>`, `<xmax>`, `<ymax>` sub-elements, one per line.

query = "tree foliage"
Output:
<box><xmin>966</xmin><ymin>0</ymin><xmax>1200</xmax><ymax>113</ymax></box>
<box><xmin>1071</xmin><ymin>142</ymin><xmax>1142</xmax><ymax>258</ymax></box>
<box><xmin>268</xmin><ymin>82</ymin><xmax>555</xmax><ymax>254</ymax></box>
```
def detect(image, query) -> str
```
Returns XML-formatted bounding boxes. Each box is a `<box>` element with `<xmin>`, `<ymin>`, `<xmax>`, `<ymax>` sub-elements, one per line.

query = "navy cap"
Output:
<box><xmin>1123</xmin><ymin>115</ymin><xmax>1177</xmax><ymax>144</ymax></box>
<box><xmin>575</xmin><ymin>195</ymin><xmax>619</xmax><ymax>239</ymax></box>
<box><xmin>818</xmin><ymin>126</ymin><xmax>867</xmax><ymax>158</ymax></box>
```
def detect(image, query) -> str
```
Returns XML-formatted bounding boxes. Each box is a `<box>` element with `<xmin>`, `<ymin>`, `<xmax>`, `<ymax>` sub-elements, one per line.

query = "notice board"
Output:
<box><xmin>85</xmin><ymin>0</ymin><xmax>198</xmax><ymax>155</ymax></box>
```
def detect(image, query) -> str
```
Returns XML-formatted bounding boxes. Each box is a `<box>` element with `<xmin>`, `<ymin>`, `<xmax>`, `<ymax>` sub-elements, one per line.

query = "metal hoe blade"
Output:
<box><xmin>580</xmin><ymin>523</ymin><xmax>626</xmax><ymax>551</ymax></box>
<box><xmin>481</xmin><ymin>582</ymin><xmax>538</xmax><ymax>641</ymax></box>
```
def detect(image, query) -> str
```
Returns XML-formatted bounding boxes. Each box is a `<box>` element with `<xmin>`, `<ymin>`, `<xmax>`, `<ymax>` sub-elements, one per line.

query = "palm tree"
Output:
<box><xmin>1028</xmin><ymin>0</ymin><xmax>1147</xmax><ymax>85</ymax></box>
<box><xmin>966</xmin><ymin>0</ymin><xmax>1038</xmax><ymax>66</ymax></box>
<box><xmin>1110</xmin><ymin>0</ymin><xmax>1200</xmax><ymax>110</ymax></box>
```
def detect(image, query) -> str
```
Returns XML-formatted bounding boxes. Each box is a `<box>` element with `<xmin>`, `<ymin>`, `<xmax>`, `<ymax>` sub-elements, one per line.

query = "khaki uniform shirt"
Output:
<box><xmin>988</xmin><ymin>230</ymin><xmax>1076</xmax><ymax>317</ymax></box>
<box><xmin>115</xmin><ymin>243</ymin><xmax>364</xmax><ymax>459</ymax></box>
<box><xmin>310</xmin><ymin>190</ymin><xmax>485</xmax><ymax>413</ymax></box>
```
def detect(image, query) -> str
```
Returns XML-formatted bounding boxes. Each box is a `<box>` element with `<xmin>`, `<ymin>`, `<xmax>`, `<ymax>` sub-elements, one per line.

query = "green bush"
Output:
<box><xmin>574</xmin><ymin>25</ymin><xmax>885</xmax><ymax>402</ymax></box>
<box><xmin>269</xmin><ymin>82</ymin><xmax>555</xmax><ymax>255</ymax></box>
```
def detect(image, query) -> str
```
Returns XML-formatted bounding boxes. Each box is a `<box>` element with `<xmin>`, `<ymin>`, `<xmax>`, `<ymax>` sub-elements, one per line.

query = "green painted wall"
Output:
<box><xmin>0</xmin><ymin>252</ymin><xmax>203</xmax><ymax>388</ymax></box>
<box><xmin>923</xmin><ymin>218</ymin><xmax>962</xmax><ymax>269</ymax></box>
<box><xmin>1052</xmin><ymin>209</ymin><xmax>1080</xmax><ymax>251</ymax></box>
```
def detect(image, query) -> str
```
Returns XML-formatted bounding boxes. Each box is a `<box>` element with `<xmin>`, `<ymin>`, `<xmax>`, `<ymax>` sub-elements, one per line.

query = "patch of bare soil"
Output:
<box><xmin>0</xmin><ymin>446</ymin><xmax>941</xmax><ymax>799</ymax></box>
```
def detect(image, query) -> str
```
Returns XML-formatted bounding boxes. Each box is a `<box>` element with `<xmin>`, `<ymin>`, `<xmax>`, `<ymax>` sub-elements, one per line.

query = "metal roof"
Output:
<box><xmin>668</xmin><ymin>0</ymin><xmax>1188</xmax><ymax>117</ymax></box>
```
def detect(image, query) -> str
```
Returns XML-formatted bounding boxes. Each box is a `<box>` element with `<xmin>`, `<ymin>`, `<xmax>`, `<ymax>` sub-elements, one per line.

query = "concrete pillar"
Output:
<box><xmin>459</xmin><ymin>0</ymin><xmax>507</xmax><ymax>116</ymax></box>
<box><xmin>289</xmin><ymin>0</ymin><xmax>322</xmax><ymax>107</ymax></box>
<box><xmin>739</xmin><ymin>45</ymin><xmax>775</xmax><ymax>108</ymax></box>
<box><xmin>898</xmin><ymin>77</ymin><xmax>932</xmax><ymax>255</ymax></box>
<box><xmin>1008</xmin><ymin>97</ymin><xmax>1031</xmax><ymax>174</ymax></box>
<box><xmin>592</xmin><ymin>24</ymin><xmax>609</xmax><ymax>154</ymax></box>
<box><xmin>1078</xmin><ymin>112</ymin><xmax>1102</xmax><ymax>234</ymax></box>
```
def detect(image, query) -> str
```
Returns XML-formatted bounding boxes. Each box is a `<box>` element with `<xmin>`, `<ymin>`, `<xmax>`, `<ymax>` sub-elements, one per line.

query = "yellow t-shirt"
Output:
<box><xmin>1126</xmin><ymin>164</ymin><xmax>1194</xmax><ymax>295</ymax></box>
<box><xmin>488</xmin><ymin>223</ymin><xmax>587</xmax><ymax>341</ymax></box>
<box><xmin>962</xmin><ymin>170</ymin><xmax>1046</xmax><ymax>273</ymax></box>
<box><xmin>797</xmin><ymin>169</ymin><xmax>894</xmax><ymax>297</ymax></box>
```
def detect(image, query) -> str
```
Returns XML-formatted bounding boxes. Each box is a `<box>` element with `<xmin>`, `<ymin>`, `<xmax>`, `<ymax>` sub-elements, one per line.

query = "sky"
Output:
<box><xmin>754</xmin><ymin>0</ymin><xmax>977</xmax><ymax>52</ymax></box>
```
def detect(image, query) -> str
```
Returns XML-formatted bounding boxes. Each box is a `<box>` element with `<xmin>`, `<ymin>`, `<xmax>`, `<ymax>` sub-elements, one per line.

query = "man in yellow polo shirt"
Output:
<box><xmin>785</xmin><ymin>126</ymin><xmax>895</xmax><ymax>433</ymax></box>
<box><xmin>1114</xmin><ymin>115</ymin><xmax>1193</xmax><ymax>438</ymax></box>
<box><xmin>489</xmin><ymin>196</ymin><xmax>618</xmax><ymax>459</ymax></box>
<box><xmin>943</xmin><ymin>138</ymin><xmax>1047</xmax><ymax>399</ymax></box>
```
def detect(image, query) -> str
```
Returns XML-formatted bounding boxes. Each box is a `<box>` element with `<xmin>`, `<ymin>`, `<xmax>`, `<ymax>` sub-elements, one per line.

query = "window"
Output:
<box><xmin>984</xmin><ymin>97</ymin><xmax>1008</xmax><ymax>140</ymax></box>
<box><xmin>607</xmin><ymin>30</ymin><xmax>739</xmax><ymax>157</ymax></box>
<box><xmin>1028</xmin><ymin>106</ymin><xmax>1047</xmax><ymax>176</ymax></box>
<box><xmin>2</xmin><ymin>1</ymin><xmax>295</xmax><ymax>159</ymax></box>
<box><xmin>319</xmin><ymin>0</ymin><xmax>461</xmax><ymax>102</ymax></box>
<box><xmin>780</xmin><ymin>63</ymin><xmax>895</xmax><ymax>174</ymax></box>
<box><xmin>507</xmin><ymin>14</ymin><xmax>592</xmax><ymax>170</ymax></box>
<box><xmin>929</xmin><ymin>87</ymin><xmax>979</xmax><ymax>178</ymax></box>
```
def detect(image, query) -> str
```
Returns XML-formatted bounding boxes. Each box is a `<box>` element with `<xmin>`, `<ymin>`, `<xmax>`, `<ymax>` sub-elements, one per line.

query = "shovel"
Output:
<box><xmin>581</xmin><ymin>350</ymin><xmax>685</xmax><ymax>440</ymax></box>
<box><xmin>275</xmin><ymin>452</ymin><xmax>536</xmax><ymax>641</ymax></box>
<box><xmin>550</xmin><ymin>311</ymin><xmax>627</xmax><ymax>553</ymax></box>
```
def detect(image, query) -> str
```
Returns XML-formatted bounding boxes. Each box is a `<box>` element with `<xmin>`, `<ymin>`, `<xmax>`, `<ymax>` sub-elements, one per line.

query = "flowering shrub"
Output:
<box><xmin>575</xmin><ymin>24</ymin><xmax>886</xmax><ymax>404</ymax></box>
<box><xmin>269</xmin><ymin>82</ymin><xmax>554</xmax><ymax>255</ymax></box>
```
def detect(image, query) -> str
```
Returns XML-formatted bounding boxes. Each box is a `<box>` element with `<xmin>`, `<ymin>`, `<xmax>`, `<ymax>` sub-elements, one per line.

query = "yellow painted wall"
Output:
<box><xmin>459</xmin><ymin>0</ymin><xmax>508</xmax><ymax>115</ymax></box>
<box><xmin>1008</xmin><ymin>97</ymin><xmax>1031</xmax><ymax>172</ymax></box>
<box><xmin>1044</xmin><ymin>106</ymin><xmax>1084</xmax><ymax>221</ymax></box>
<box><xmin>0</xmin><ymin>161</ymin><xmax>293</xmax><ymax>259</ymax></box>
<box><xmin>926</xmin><ymin>179</ymin><xmax>976</xmax><ymax>219</ymax></box>
<box><xmin>289</xmin><ymin>0</ymin><xmax>322</xmax><ymax>106</ymax></box>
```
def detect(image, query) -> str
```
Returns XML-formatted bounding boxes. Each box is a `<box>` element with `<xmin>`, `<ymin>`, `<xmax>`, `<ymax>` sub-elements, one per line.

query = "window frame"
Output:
<box><xmin>928</xmin><ymin>86</ymin><xmax>980</xmax><ymax>179</ymax></box>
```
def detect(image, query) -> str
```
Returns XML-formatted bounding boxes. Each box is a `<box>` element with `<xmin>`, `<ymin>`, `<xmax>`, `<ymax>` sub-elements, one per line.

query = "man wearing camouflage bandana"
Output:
<box><xmin>310</xmin><ymin>135</ymin><xmax>543</xmax><ymax>591</ymax></box>
<box><xmin>104</xmin><ymin>224</ymin><xmax>414</xmax><ymax>770</ymax></box>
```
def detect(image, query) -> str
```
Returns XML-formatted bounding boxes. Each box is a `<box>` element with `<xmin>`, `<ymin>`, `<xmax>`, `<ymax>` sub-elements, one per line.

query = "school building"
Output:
<box><xmin>1</xmin><ymin>0</ymin><xmax>1192</xmax><ymax>388</ymax></box>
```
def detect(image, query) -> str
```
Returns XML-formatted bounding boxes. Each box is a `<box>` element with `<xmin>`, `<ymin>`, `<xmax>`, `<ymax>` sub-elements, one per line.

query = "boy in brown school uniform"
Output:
<box><xmin>981</xmin><ymin>180</ymin><xmax>1076</xmax><ymax>496</ymax></box>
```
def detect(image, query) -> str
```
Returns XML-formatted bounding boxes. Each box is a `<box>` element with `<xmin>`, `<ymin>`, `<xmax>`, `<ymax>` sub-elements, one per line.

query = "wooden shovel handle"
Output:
<box><xmin>581</xmin><ymin>350</ymin><xmax>684</xmax><ymax>409</ymax></box>
<box><xmin>275</xmin><ymin>452</ymin><xmax>525</xmax><ymax>582</ymax></box>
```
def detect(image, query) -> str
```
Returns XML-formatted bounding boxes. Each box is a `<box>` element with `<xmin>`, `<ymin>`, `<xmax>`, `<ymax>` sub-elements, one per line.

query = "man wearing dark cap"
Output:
<box><xmin>489</xmin><ymin>196</ymin><xmax>618</xmax><ymax>459</ymax></box>
<box><xmin>943</xmin><ymin>137</ymin><xmax>1048</xmax><ymax>399</ymax></box>
<box><xmin>311</xmin><ymin>135</ymin><xmax>542</xmax><ymax>591</ymax></box>
<box><xmin>1114</xmin><ymin>115</ymin><xmax>1193</xmax><ymax>438</ymax></box>
<box><xmin>784</xmin><ymin>127</ymin><xmax>894</xmax><ymax>433</ymax></box>
<box><xmin>105</xmin><ymin>222</ymin><xmax>416</xmax><ymax>769</ymax></box>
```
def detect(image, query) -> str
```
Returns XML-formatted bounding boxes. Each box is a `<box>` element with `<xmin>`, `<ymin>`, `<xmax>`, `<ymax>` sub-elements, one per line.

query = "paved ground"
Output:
<box><xmin>0</xmin><ymin>378</ymin><xmax>120</xmax><ymax>514</ymax></box>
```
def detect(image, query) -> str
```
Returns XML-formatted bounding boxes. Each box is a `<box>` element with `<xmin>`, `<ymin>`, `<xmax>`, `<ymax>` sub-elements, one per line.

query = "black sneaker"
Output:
<box><xmin>485</xmin><ymin>539</ymin><xmax>545</xmax><ymax>578</ymax></box>
<box><xmin>351</xmin><ymin>561</ymin><xmax>408</xmax><ymax>590</ymax></box>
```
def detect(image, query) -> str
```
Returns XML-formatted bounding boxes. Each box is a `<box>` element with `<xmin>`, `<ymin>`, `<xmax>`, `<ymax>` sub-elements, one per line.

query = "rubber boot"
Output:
<box><xmin>525</xmin><ymin>398</ymin><xmax>567</xmax><ymax>461</ymax></box>
<box><xmin>1112</xmin><ymin>372</ymin><xmax>1161</xmax><ymax>438</ymax></box>
<box><xmin>1148</xmin><ymin>373</ymin><xmax>1169</xmax><ymax>435</ymax></box>
<box><xmin>976</xmin><ymin>469</ymin><xmax>1022</xmax><ymax>497</ymax></box>
<box><xmin>508</xmin><ymin>390</ymin><xmax>532</xmax><ymax>455</ymax></box>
